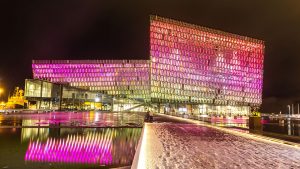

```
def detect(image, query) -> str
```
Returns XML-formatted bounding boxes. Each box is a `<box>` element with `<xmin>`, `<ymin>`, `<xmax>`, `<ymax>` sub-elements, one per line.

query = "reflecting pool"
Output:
<box><xmin>0</xmin><ymin>111</ymin><xmax>145</xmax><ymax>127</ymax></box>
<box><xmin>0</xmin><ymin>127</ymin><xmax>141</xmax><ymax>168</ymax></box>
<box><xmin>263</xmin><ymin>118</ymin><xmax>300</xmax><ymax>136</ymax></box>
<box><xmin>0</xmin><ymin>111</ymin><xmax>144</xmax><ymax>168</ymax></box>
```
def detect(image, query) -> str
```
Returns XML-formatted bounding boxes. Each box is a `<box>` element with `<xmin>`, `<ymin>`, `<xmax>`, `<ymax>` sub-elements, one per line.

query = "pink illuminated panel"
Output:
<box><xmin>150</xmin><ymin>16</ymin><xmax>264</xmax><ymax>106</ymax></box>
<box><xmin>25</xmin><ymin>132</ymin><xmax>113</xmax><ymax>164</ymax></box>
<box><xmin>32</xmin><ymin>60</ymin><xmax>150</xmax><ymax>100</ymax></box>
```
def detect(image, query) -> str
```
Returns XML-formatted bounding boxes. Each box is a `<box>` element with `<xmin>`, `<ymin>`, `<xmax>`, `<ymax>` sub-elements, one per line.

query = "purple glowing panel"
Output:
<box><xmin>150</xmin><ymin>16</ymin><xmax>264</xmax><ymax>106</ymax></box>
<box><xmin>25</xmin><ymin>132</ymin><xmax>113</xmax><ymax>164</ymax></box>
<box><xmin>32</xmin><ymin>60</ymin><xmax>151</xmax><ymax>100</ymax></box>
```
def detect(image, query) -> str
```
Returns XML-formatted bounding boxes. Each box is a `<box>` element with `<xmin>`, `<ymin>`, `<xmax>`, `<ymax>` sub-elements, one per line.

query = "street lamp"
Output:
<box><xmin>93</xmin><ymin>97</ymin><xmax>100</xmax><ymax>110</ymax></box>
<box><xmin>95</xmin><ymin>97</ymin><xmax>100</xmax><ymax>102</ymax></box>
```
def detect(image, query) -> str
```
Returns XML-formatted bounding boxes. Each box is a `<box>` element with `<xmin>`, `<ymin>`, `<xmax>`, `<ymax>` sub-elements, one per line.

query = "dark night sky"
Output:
<box><xmin>1</xmin><ymin>0</ymin><xmax>300</xmax><ymax>111</ymax></box>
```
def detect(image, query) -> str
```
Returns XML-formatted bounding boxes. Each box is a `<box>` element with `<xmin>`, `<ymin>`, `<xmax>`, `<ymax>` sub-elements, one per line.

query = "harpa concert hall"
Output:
<box><xmin>25</xmin><ymin>15</ymin><xmax>264</xmax><ymax>116</ymax></box>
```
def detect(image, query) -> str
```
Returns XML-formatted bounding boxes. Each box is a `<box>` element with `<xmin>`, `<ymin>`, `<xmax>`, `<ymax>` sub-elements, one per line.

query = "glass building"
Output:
<box><xmin>29</xmin><ymin>16</ymin><xmax>264</xmax><ymax>116</ymax></box>
<box><xmin>25</xmin><ymin>79</ymin><xmax>110</xmax><ymax>110</ymax></box>
<box><xmin>149</xmin><ymin>16</ymin><xmax>264</xmax><ymax>116</ymax></box>
<box><xmin>32</xmin><ymin>60</ymin><xmax>151</xmax><ymax>102</ymax></box>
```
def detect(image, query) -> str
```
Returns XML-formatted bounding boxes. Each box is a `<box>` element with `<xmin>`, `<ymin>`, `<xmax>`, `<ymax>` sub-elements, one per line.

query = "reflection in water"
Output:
<box><xmin>25</xmin><ymin>132</ymin><xmax>112</xmax><ymax>165</ymax></box>
<box><xmin>287</xmin><ymin>118</ymin><xmax>291</xmax><ymax>135</ymax></box>
<box><xmin>0</xmin><ymin>111</ymin><xmax>145</xmax><ymax>127</ymax></box>
<box><xmin>21</xmin><ymin>128</ymin><xmax>49</xmax><ymax>142</ymax></box>
<box><xmin>22</xmin><ymin>119</ymin><xmax>50</xmax><ymax>127</ymax></box>
<box><xmin>24</xmin><ymin>128</ymin><xmax>141</xmax><ymax>167</ymax></box>
<box><xmin>198</xmin><ymin>116</ymin><xmax>248</xmax><ymax>128</ymax></box>
<box><xmin>263</xmin><ymin>118</ymin><xmax>300</xmax><ymax>137</ymax></box>
<box><xmin>0</xmin><ymin>112</ymin><xmax>143</xmax><ymax>168</ymax></box>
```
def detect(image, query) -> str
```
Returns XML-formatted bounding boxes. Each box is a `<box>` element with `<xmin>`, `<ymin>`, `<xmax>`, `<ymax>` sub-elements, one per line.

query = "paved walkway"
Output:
<box><xmin>153</xmin><ymin>114</ymin><xmax>300</xmax><ymax>144</ymax></box>
<box><xmin>132</xmin><ymin>114</ymin><xmax>300</xmax><ymax>169</ymax></box>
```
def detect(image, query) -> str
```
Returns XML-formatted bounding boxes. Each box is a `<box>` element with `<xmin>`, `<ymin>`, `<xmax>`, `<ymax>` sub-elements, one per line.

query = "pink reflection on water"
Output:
<box><xmin>3</xmin><ymin>111</ymin><xmax>131</xmax><ymax>127</ymax></box>
<box><xmin>25</xmin><ymin>132</ymin><xmax>113</xmax><ymax>165</ymax></box>
<box><xmin>210</xmin><ymin>116</ymin><xmax>248</xmax><ymax>124</ymax></box>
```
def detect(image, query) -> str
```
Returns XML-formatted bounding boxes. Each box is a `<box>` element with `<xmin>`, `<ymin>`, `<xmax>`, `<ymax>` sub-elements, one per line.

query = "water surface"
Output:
<box><xmin>0</xmin><ymin>111</ymin><xmax>144</xmax><ymax>169</ymax></box>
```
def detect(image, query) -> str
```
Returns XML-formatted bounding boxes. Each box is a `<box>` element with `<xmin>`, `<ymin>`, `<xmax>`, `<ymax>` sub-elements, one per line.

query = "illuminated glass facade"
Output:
<box><xmin>24</xmin><ymin>79</ymin><xmax>106</xmax><ymax>110</ymax></box>
<box><xmin>150</xmin><ymin>16</ymin><xmax>264</xmax><ymax>108</ymax></box>
<box><xmin>31</xmin><ymin>16</ymin><xmax>264</xmax><ymax>114</ymax></box>
<box><xmin>32</xmin><ymin>60</ymin><xmax>151</xmax><ymax>101</ymax></box>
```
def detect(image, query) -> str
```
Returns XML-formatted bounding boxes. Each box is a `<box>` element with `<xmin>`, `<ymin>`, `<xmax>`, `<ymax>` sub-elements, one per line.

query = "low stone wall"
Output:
<box><xmin>131</xmin><ymin>124</ymin><xmax>145</xmax><ymax>169</ymax></box>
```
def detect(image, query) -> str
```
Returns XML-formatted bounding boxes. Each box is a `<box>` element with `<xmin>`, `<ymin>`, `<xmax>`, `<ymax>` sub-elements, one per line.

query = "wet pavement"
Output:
<box><xmin>153</xmin><ymin>114</ymin><xmax>300</xmax><ymax>144</ymax></box>
<box><xmin>153</xmin><ymin>113</ymin><xmax>248</xmax><ymax>128</ymax></box>
<box><xmin>135</xmin><ymin>115</ymin><xmax>300</xmax><ymax>169</ymax></box>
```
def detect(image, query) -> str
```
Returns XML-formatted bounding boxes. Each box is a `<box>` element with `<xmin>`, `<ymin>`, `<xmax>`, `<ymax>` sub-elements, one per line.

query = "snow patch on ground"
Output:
<box><xmin>141</xmin><ymin>123</ymin><xmax>300</xmax><ymax>169</ymax></box>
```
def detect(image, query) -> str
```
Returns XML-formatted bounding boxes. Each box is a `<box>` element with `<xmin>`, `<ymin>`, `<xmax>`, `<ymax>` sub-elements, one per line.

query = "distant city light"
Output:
<box><xmin>95</xmin><ymin>97</ymin><xmax>100</xmax><ymax>102</ymax></box>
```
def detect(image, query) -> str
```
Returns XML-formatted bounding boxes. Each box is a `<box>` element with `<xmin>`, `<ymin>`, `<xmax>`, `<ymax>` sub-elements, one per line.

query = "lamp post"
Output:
<box><xmin>112</xmin><ymin>96</ymin><xmax>115</xmax><ymax>112</ymax></box>
<box><xmin>292</xmin><ymin>104</ymin><xmax>294</xmax><ymax>116</ymax></box>
<box><xmin>287</xmin><ymin>105</ymin><xmax>291</xmax><ymax>117</ymax></box>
